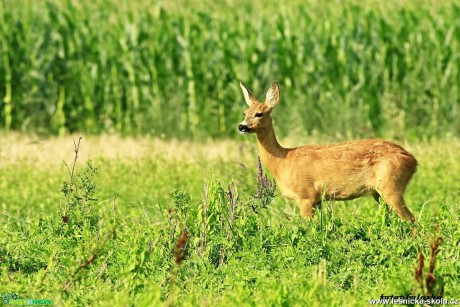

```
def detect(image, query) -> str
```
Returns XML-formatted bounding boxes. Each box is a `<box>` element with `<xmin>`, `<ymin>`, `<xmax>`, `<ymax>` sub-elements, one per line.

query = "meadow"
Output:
<box><xmin>1</xmin><ymin>0</ymin><xmax>460</xmax><ymax>306</ymax></box>
<box><xmin>0</xmin><ymin>134</ymin><xmax>459</xmax><ymax>305</ymax></box>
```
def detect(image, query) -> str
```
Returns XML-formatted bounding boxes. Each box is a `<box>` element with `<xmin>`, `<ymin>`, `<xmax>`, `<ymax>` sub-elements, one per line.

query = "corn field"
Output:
<box><xmin>0</xmin><ymin>0</ymin><xmax>459</xmax><ymax>138</ymax></box>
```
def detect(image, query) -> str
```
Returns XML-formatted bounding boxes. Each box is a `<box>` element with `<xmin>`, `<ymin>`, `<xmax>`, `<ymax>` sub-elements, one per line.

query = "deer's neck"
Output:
<box><xmin>256</xmin><ymin>120</ymin><xmax>288</xmax><ymax>177</ymax></box>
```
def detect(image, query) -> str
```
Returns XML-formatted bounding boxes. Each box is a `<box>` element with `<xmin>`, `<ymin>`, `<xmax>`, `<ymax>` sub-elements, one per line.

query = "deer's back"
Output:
<box><xmin>289</xmin><ymin>139</ymin><xmax>416</xmax><ymax>168</ymax></box>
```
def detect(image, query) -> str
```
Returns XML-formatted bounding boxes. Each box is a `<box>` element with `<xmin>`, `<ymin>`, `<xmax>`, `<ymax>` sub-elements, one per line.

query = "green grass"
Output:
<box><xmin>0</xmin><ymin>0</ymin><xmax>459</xmax><ymax>138</ymax></box>
<box><xmin>1</xmin><ymin>135</ymin><xmax>459</xmax><ymax>305</ymax></box>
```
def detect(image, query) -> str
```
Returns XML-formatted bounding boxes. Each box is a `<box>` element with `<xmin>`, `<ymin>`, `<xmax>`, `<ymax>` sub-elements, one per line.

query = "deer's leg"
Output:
<box><xmin>299</xmin><ymin>199</ymin><xmax>315</xmax><ymax>219</ymax></box>
<box><xmin>377</xmin><ymin>162</ymin><xmax>415</xmax><ymax>223</ymax></box>
<box><xmin>381</xmin><ymin>192</ymin><xmax>415</xmax><ymax>223</ymax></box>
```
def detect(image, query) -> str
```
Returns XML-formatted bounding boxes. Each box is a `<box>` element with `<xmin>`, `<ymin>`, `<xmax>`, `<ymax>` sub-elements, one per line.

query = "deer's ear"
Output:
<box><xmin>240</xmin><ymin>82</ymin><xmax>256</xmax><ymax>107</ymax></box>
<box><xmin>265</xmin><ymin>82</ymin><xmax>280</xmax><ymax>108</ymax></box>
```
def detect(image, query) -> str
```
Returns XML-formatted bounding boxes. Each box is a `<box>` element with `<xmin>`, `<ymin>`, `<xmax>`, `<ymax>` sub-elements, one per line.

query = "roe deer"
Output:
<box><xmin>238</xmin><ymin>82</ymin><xmax>417</xmax><ymax>223</ymax></box>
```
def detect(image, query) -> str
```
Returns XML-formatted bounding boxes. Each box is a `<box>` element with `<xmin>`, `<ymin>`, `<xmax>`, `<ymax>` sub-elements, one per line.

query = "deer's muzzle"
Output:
<box><xmin>238</xmin><ymin>124</ymin><xmax>251</xmax><ymax>133</ymax></box>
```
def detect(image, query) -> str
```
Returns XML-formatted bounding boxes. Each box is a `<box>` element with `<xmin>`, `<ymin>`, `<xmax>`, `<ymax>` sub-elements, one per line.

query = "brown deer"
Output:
<box><xmin>238</xmin><ymin>82</ymin><xmax>417</xmax><ymax>223</ymax></box>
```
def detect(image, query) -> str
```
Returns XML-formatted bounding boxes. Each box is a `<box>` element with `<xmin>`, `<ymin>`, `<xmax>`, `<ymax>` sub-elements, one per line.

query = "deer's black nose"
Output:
<box><xmin>238</xmin><ymin>124</ymin><xmax>249</xmax><ymax>133</ymax></box>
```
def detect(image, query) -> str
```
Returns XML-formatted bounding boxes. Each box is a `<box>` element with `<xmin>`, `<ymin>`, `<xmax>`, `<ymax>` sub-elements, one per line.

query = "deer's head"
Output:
<box><xmin>238</xmin><ymin>82</ymin><xmax>280</xmax><ymax>134</ymax></box>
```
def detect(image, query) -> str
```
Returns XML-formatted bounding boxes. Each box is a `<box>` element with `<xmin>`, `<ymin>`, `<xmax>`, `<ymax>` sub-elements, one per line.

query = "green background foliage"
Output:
<box><xmin>0</xmin><ymin>0</ymin><xmax>459</xmax><ymax>138</ymax></box>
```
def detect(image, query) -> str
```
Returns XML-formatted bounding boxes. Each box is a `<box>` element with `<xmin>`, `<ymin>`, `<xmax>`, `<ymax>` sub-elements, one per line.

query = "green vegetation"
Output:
<box><xmin>1</xmin><ymin>136</ymin><xmax>459</xmax><ymax>305</ymax></box>
<box><xmin>0</xmin><ymin>0</ymin><xmax>459</xmax><ymax>138</ymax></box>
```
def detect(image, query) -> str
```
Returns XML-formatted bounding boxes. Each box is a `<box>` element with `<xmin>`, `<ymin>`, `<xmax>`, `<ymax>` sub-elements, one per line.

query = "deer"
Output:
<box><xmin>238</xmin><ymin>81</ymin><xmax>417</xmax><ymax>223</ymax></box>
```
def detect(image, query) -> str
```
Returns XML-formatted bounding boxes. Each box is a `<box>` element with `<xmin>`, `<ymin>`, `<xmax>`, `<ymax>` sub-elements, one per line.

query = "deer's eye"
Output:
<box><xmin>255</xmin><ymin>113</ymin><xmax>263</xmax><ymax>118</ymax></box>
